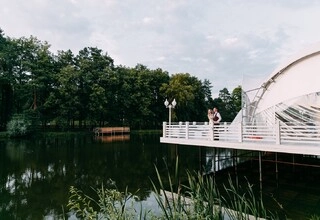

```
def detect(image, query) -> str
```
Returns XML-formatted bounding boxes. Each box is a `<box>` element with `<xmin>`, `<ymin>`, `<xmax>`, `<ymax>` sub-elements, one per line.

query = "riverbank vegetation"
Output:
<box><xmin>0</xmin><ymin>28</ymin><xmax>241</xmax><ymax>135</ymax></box>
<box><xmin>67</xmin><ymin>158</ymin><xmax>320</xmax><ymax>220</ymax></box>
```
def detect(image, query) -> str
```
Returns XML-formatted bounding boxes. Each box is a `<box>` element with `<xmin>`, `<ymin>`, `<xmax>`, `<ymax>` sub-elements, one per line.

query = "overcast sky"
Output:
<box><xmin>1</xmin><ymin>0</ymin><xmax>320</xmax><ymax>97</ymax></box>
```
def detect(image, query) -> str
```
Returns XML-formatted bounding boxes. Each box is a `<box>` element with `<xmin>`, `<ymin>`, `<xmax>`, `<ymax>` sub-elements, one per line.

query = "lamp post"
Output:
<box><xmin>164</xmin><ymin>98</ymin><xmax>176</xmax><ymax>125</ymax></box>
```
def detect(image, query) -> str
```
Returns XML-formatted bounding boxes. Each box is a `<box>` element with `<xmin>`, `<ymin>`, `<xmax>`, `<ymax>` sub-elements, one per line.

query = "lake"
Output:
<box><xmin>0</xmin><ymin>132</ymin><xmax>319</xmax><ymax>219</ymax></box>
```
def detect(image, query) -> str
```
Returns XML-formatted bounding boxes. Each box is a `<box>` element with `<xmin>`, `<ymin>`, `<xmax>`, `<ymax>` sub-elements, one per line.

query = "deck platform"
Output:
<box><xmin>160</xmin><ymin>121</ymin><xmax>320</xmax><ymax>156</ymax></box>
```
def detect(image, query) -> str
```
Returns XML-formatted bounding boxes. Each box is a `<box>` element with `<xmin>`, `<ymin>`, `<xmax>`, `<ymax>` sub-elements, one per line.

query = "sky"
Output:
<box><xmin>1</xmin><ymin>0</ymin><xmax>320</xmax><ymax>97</ymax></box>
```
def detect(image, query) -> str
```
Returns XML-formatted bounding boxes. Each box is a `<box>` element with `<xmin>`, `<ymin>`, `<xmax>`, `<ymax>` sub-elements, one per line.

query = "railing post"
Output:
<box><xmin>239</xmin><ymin>122</ymin><xmax>243</xmax><ymax>142</ymax></box>
<box><xmin>275</xmin><ymin>120</ymin><xmax>281</xmax><ymax>145</ymax></box>
<box><xmin>163</xmin><ymin>122</ymin><xmax>167</xmax><ymax>138</ymax></box>
<box><xmin>210</xmin><ymin>123</ymin><xmax>214</xmax><ymax>141</ymax></box>
<box><xmin>186</xmin><ymin>121</ymin><xmax>189</xmax><ymax>139</ymax></box>
<box><xmin>224</xmin><ymin>122</ymin><xmax>227</xmax><ymax>141</ymax></box>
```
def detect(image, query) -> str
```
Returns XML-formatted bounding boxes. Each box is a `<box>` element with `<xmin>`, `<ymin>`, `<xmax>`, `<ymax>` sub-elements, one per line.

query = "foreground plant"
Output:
<box><xmin>67</xmin><ymin>157</ymin><xmax>320</xmax><ymax>219</ymax></box>
<box><xmin>221</xmin><ymin>176</ymin><xmax>279</xmax><ymax>220</ymax></box>
<box><xmin>67</xmin><ymin>180</ymin><xmax>141</xmax><ymax>219</ymax></box>
<box><xmin>151</xmin><ymin>157</ymin><xmax>280</xmax><ymax>220</ymax></box>
<box><xmin>150</xmin><ymin>157</ymin><xmax>224</xmax><ymax>219</ymax></box>
<box><xmin>184</xmin><ymin>170</ymin><xmax>223</xmax><ymax>219</ymax></box>
<box><xmin>310</xmin><ymin>215</ymin><xmax>320</xmax><ymax>220</ymax></box>
<box><xmin>150</xmin><ymin>157</ymin><xmax>190</xmax><ymax>219</ymax></box>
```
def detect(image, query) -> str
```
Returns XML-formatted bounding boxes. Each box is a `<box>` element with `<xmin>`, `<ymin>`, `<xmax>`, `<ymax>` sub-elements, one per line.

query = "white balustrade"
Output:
<box><xmin>162</xmin><ymin>121</ymin><xmax>320</xmax><ymax>146</ymax></box>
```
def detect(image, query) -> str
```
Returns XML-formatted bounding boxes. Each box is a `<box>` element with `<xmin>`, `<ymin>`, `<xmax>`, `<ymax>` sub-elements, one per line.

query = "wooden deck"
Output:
<box><xmin>93</xmin><ymin>127</ymin><xmax>130</xmax><ymax>136</ymax></box>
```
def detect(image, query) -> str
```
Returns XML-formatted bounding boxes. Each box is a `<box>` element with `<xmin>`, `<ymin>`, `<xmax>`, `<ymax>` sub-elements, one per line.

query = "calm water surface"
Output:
<box><xmin>0</xmin><ymin>133</ymin><xmax>320</xmax><ymax>219</ymax></box>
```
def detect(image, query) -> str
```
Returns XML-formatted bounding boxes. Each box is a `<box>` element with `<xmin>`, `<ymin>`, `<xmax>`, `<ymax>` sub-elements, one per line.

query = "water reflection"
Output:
<box><xmin>0</xmin><ymin>134</ymin><xmax>200</xmax><ymax>219</ymax></box>
<box><xmin>204</xmin><ymin>148</ymin><xmax>257</xmax><ymax>174</ymax></box>
<box><xmin>94</xmin><ymin>134</ymin><xmax>130</xmax><ymax>143</ymax></box>
<box><xmin>0</xmin><ymin>134</ymin><xmax>320</xmax><ymax>219</ymax></box>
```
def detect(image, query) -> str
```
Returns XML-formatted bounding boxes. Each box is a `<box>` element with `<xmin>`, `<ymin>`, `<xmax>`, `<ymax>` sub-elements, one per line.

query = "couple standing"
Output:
<box><xmin>208</xmin><ymin>107</ymin><xmax>222</xmax><ymax>125</ymax></box>
<box><xmin>208</xmin><ymin>107</ymin><xmax>222</xmax><ymax>141</ymax></box>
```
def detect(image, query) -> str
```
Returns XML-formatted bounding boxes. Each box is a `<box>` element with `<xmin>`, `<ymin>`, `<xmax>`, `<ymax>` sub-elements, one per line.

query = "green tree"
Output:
<box><xmin>130</xmin><ymin>64</ymin><xmax>169</xmax><ymax>129</ymax></box>
<box><xmin>113</xmin><ymin>64</ymin><xmax>169</xmax><ymax>129</ymax></box>
<box><xmin>148</xmin><ymin>68</ymin><xmax>170</xmax><ymax>128</ymax></box>
<box><xmin>0</xmin><ymin>29</ymin><xmax>14</xmax><ymax>130</ymax></box>
<box><xmin>231</xmin><ymin>85</ymin><xmax>242</xmax><ymax>114</ymax></box>
<box><xmin>1</xmin><ymin>29</ymin><xmax>245</xmax><ymax>130</ymax></box>
<box><xmin>213</xmin><ymin>86</ymin><xmax>242</xmax><ymax>122</ymax></box>
<box><xmin>75</xmin><ymin>47</ymin><xmax>114</xmax><ymax>128</ymax></box>
<box><xmin>11</xmin><ymin>36</ymin><xmax>40</xmax><ymax>114</ymax></box>
<box><xmin>42</xmin><ymin>50</ymin><xmax>76</xmax><ymax>126</ymax></box>
<box><xmin>49</xmin><ymin>65</ymin><xmax>80</xmax><ymax>129</ymax></box>
<box><xmin>28</xmin><ymin>39</ymin><xmax>56</xmax><ymax>128</ymax></box>
<box><xmin>0</xmin><ymin>34</ymin><xmax>54</xmax><ymax>129</ymax></box>
<box><xmin>160</xmin><ymin>73</ymin><xmax>210</xmax><ymax>122</ymax></box>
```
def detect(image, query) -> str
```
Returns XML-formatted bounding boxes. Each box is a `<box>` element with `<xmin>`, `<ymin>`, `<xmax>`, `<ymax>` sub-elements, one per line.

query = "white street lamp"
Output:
<box><xmin>164</xmin><ymin>98</ymin><xmax>176</xmax><ymax>125</ymax></box>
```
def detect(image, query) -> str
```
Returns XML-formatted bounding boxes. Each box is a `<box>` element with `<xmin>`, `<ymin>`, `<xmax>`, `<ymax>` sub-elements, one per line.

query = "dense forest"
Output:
<box><xmin>0</xmin><ymin>28</ymin><xmax>242</xmax><ymax>131</ymax></box>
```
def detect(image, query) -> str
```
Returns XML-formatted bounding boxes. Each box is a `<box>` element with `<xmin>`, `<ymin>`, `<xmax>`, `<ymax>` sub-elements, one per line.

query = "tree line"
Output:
<box><xmin>0</xmin><ymin>29</ymin><xmax>242</xmax><ymax>131</ymax></box>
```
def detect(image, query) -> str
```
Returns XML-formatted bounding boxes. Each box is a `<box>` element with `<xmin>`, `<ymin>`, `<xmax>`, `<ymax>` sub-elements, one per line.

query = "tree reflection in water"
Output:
<box><xmin>0</xmin><ymin>134</ymin><xmax>199</xmax><ymax>219</ymax></box>
<box><xmin>0</xmin><ymin>134</ymin><xmax>320</xmax><ymax>219</ymax></box>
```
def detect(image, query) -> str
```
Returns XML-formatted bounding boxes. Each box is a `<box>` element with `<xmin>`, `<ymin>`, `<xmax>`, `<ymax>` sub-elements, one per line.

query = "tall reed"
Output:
<box><xmin>68</xmin><ymin>156</ymin><xmax>320</xmax><ymax>219</ymax></box>
<box><xmin>150</xmin><ymin>157</ymin><xmax>223</xmax><ymax>219</ymax></box>
<box><xmin>151</xmin><ymin>157</ymin><xmax>280</xmax><ymax>220</ymax></box>
<box><xmin>220</xmin><ymin>175</ymin><xmax>279</xmax><ymax>219</ymax></box>
<box><xmin>67</xmin><ymin>180</ymin><xmax>141</xmax><ymax>219</ymax></box>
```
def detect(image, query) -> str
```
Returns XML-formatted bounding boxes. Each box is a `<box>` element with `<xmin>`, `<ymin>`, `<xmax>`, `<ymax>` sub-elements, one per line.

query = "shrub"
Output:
<box><xmin>67</xmin><ymin>180</ymin><xmax>143</xmax><ymax>220</ymax></box>
<box><xmin>6</xmin><ymin>113</ymin><xmax>39</xmax><ymax>137</ymax></box>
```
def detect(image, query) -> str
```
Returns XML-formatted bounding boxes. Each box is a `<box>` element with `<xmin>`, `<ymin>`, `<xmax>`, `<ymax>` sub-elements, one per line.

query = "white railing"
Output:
<box><xmin>162</xmin><ymin>121</ymin><xmax>320</xmax><ymax>146</ymax></box>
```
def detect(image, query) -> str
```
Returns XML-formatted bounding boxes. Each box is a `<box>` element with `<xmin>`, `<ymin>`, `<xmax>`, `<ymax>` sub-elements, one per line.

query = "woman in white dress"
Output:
<box><xmin>208</xmin><ymin>109</ymin><xmax>214</xmax><ymax>140</ymax></box>
<box><xmin>208</xmin><ymin>109</ymin><xmax>214</xmax><ymax>126</ymax></box>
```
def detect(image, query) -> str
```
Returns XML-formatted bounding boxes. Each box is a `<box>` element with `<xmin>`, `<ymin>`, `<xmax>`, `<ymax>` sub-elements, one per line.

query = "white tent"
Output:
<box><xmin>237</xmin><ymin>43</ymin><xmax>320</xmax><ymax>126</ymax></box>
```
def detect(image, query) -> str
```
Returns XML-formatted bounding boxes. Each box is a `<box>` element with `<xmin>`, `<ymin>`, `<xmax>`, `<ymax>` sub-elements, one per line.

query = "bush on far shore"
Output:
<box><xmin>6</xmin><ymin>113</ymin><xmax>40</xmax><ymax>138</ymax></box>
